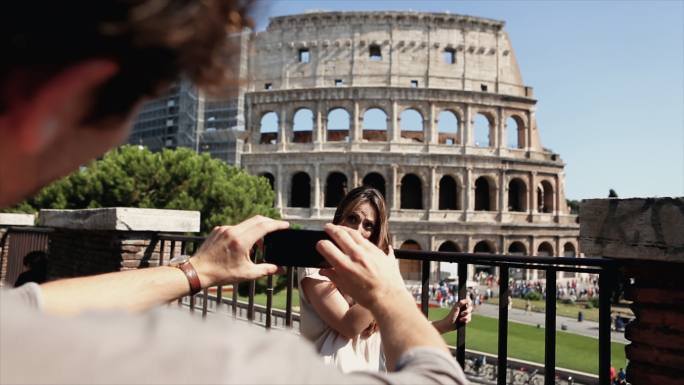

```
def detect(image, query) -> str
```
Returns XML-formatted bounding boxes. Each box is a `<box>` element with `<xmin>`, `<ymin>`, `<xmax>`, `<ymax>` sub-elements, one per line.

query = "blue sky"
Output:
<box><xmin>251</xmin><ymin>1</ymin><xmax>684</xmax><ymax>200</ymax></box>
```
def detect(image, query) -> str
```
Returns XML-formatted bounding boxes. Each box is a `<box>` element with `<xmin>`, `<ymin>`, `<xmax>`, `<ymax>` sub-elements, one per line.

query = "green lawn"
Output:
<box><xmin>428</xmin><ymin>308</ymin><xmax>627</xmax><ymax>375</ymax></box>
<box><xmin>488</xmin><ymin>297</ymin><xmax>600</xmax><ymax>322</ymax></box>
<box><xmin>234</xmin><ymin>289</ymin><xmax>626</xmax><ymax>374</ymax></box>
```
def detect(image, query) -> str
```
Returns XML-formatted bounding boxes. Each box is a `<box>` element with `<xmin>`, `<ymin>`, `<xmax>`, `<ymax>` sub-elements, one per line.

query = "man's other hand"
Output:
<box><xmin>190</xmin><ymin>216</ymin><xmax>289</xmax><ymax>288</ymax></box>
<box><xmin>317</xmin><ymin>223</ymin><xmax>409</xmax><ymax>311</ymax></box>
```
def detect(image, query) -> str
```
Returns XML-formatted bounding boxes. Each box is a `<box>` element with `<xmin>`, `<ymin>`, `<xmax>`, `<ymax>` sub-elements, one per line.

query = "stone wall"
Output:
<box><xmin>39</xmin><ymin>208</ymin><xmax>200</xmax><ymax>280</ymax></box>
<box><xmin>580</xmin><ymin>197</ymin><xmax>684</xmax><ymax>385</ymax></box>
<box><xmin>46</xmin><ymin>230</ymin><xmax>185</xmax><ymax>279</ymax></box>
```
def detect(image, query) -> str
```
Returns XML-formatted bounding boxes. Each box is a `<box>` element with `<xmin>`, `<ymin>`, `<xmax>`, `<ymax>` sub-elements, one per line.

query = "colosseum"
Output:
<box><xmin>241</xmin><ymin>11</ymin><xmax>580</xmax><ymax>281</ymax></box>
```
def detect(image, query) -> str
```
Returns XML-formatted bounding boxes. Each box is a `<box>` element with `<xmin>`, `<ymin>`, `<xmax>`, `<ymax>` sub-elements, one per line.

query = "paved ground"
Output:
<box><xmin>472</xmin><ymin>302</ymin><xmax>628</xmax><ymax>344</ymax></box>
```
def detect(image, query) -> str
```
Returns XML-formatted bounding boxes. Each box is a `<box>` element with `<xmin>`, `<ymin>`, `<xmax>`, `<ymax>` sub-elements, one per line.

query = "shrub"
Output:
<box><xmin>525</xmin><ymin>291</ymin><xmax>543</xmax><ymax>301</ymax></box>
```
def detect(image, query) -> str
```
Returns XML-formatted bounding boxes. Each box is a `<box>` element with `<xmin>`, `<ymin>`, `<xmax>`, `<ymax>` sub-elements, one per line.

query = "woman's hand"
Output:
<box><xmin>435</xmin><ymin>298</ymin><xmax>473</xmax><ymax>334</ymax></box>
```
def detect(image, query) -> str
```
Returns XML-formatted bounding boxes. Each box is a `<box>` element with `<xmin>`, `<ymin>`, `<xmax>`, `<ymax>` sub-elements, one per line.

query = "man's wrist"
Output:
<box><xmin>188</xmin><ymin>256</ymin><xmax>212</xmax><ymax>289</ymax></box>
<box><xmin>367</xmin><ymin>287</ymin><xmax>416</xmax><ymax>320</ymax></box>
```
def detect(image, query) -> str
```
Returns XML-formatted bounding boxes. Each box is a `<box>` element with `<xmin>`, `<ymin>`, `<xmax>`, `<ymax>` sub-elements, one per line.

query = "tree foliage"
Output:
<box><xmin>7</xmin><ymin>145</ymin><xmax>277</xmax><ymax>232</ymax></box>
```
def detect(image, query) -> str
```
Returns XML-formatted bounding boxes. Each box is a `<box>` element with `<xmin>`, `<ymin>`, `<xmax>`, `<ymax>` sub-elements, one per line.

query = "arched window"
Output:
<box><xmin>508</xmin><ymin>241</ymin><xmax>527</xmax><ymax>255</ymax></box>
<box><xmin>362</xmin><ymin>108</ymin><xmax>388</xmax><ymax>141</ymax></box>
<box><xmin>474</xmin><ymin>240</ymin><xmax>496</xmax><ymax>275</ymax></box>
<box><xmin>400</xmin><ymin>108</ymin><xmax>424</xmax><ymax>142</ymax></box>
<box><xmin>475</xmin><ymin>177</ymin><xmax>495</xmax><ymax>211</ymax></box>
<box><xmin>290</xmin><ymin>172</ymin><xmax>311</xmax><ymax>208</ymax></box>
<box><xmin>563</xmin><ymin>242</ymin><xmax>576</xmax><ymax>277</ymax></box>
<box><xmin>325</xmin><ymin>172</ymin><xmax>348</xmax><ymax>207</ymax></box>
<box><xmin>259</xmin><ymin>112</ymin><xmax>278</xmax><ymax>144</ymax></box>
<box><xmin>508</xmin><ymin>178</ymin><xmax>527</xmax><ymax>212</ymax></box>
<box><xmin>473</xmin><ymin>113</ymin><xmax>492</xmax><ymax>147</ymax></box>
<box><xmin>507</xmin><ymin>116</ymin><xmax>525</xmax><ymax>149</ymax></box>
<box><xmin>400</xmin><ymin>174</ymin><xmax>423</xmax><ymax>209</ymax></box>
<box><xmin>537</xmin><ymin>242</ymin><xmax>554</xmax><ymax>257</ymax></box>
<box><xmin>437</xmin><ymin>110</ymin><xmax>459</xmax><ymax>145</ymax></box>
<box><xmin>474</xmin><ymin>241</ymin><xmax>493</xmax><ymax>253</ymax></box>
<box><xmin>259</xmin><ymin>172</ymin><xmax>275</xmax><ymax>191</ymax></box>
<box><xmin>563</xmin><ymin>242</ymin><xmax>576</xmax><ymax>257</ymax></box>
<box><xmin>399</xmin><ymin>240</ymin><xmax>422</xmax><ymax>280</ymax></box>
<box><xmin>438</xmin><ymin>175</ymin><xmax>459</xmax><ymax>210</ymax></box>
<box><xmin>538</xmin><ymin>180</ymin><xmax>554</xmax><ymax>213</ymax></box>
<box><xmin>362</xmin><ymin>172</ymin><xmax>386</xmax><ymax>198</ymax></box>
<box><xmin>327</xmin><ymin>108</ymin><xmax>350</xmax><ymax>142</ymax></box>
<box><xmin>438</xmin><ymin>241</ymin><xmax>461</xmax><ymax>252</ymax></box>
<box><xmin>292</xmin><ymin>108</ymin><xmax>313</xmax><ymax>143</ymax></box>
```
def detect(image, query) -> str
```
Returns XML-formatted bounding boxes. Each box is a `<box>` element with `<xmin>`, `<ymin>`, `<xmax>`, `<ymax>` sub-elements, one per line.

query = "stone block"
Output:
<box><xmin>39</xmin><ymin>208</ymin><xmax>200</xmax><ymax>233</ymax></box>
<box><xmin>0</xmin><ymin>213</ymin><xmax>35</xmax><ymax>226</ymax></box>
<box><xmin>579</xmin><ymin>197</ymin><xmax>684</xmax><ymax>262</ymax></box>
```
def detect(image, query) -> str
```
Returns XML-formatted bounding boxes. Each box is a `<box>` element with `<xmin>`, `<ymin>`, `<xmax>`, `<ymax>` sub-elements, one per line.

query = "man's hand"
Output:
<box><xmin>190</xmin><ymin>215</ymin><xmax>289</xmax><ymax>288</ymax></box>
<box><xmin>317</xmin><ymin>223</ymin><xmax>409</xmax><ymax>311</ymax></box>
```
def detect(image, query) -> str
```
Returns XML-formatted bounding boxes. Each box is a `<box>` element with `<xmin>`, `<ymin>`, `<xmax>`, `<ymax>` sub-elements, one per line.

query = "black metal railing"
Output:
<box><xmin>155</xmin><ymin>233</ymin><xmax>618</xmax><ymax>385</ymax></box>
<box><xmin>0</xmin><ymin>226</ymin><xmax>51</xmax><ymax>286</ymax></box>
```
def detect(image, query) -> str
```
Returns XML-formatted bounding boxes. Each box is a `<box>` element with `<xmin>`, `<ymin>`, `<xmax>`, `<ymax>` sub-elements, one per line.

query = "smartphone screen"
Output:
<box><xmin>263</xmin><ymin>229</ymin><xmax>332</xmax><ymax>268</ymax></box>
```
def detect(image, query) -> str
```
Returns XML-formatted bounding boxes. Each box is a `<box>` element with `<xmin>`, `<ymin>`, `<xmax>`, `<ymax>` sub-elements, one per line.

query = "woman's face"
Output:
<box><xmin>340</xmin><ymin>202</ymin><xmax>377</xmax><ymax>241</ymax></box>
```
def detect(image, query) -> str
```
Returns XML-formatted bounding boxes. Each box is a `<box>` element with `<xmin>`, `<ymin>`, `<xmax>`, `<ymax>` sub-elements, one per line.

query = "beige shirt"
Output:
<box><xmin>0</xmin><ymin>283</ymin><xmax>468</xmax><ymax>384</ymax></box>
<box><xmin>298</xmin><ymin>267</ymin><xmax>384</xmax><ymax>373</ymax></box>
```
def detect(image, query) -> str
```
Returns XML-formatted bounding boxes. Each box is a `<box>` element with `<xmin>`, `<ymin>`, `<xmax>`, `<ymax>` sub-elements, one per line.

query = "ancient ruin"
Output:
<box><xmin>241</xmin><ymin>11</ymin><xmax>579</xmax><ymax>280</ymax></box>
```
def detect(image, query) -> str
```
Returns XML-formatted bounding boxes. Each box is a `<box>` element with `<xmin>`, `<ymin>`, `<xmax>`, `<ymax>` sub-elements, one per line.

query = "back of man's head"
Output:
<box><xmin>1</xmin><ymin>0</ymin><xmax>250</xmax><ymax>125</ymax></box>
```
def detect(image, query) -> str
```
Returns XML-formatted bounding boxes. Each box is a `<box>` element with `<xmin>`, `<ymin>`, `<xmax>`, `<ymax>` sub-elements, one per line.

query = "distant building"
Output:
<box><xmin>127</xmin><ymin>31</ymin><xmax>249</xmax><ymax>165</ymax></box>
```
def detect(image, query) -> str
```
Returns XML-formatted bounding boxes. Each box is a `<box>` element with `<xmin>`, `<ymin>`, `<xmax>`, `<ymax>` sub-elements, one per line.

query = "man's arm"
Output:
<box><xmin>317</xmin><ymin>224</ymin><xmax>451</xmax><ymax>371</ymax></box>
<box><xmin>40</xmin><ymin>216</ymin><xmax>289</xmax><ymax>316</ymax></box>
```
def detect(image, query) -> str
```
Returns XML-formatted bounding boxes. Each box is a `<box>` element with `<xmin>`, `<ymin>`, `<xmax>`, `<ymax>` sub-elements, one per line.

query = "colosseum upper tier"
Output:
<box><xmin>242</xmin><ymin>11</ymin><xmax>579</xmax><ymax>280</ymax></box>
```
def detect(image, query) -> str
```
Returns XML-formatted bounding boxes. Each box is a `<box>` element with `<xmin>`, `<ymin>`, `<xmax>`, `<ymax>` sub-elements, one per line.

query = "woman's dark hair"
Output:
<box><xmin>332</xmin><ymin>186</ymin><xmax>391</xmax><ymax>254</ymax></box>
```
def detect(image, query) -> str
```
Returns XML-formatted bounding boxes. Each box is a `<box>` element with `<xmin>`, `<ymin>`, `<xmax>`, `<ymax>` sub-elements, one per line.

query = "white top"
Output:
<box><xmin>298</xmin><ymin>267</ymin><xmax>384</xmax><ymax>373</ymax></box>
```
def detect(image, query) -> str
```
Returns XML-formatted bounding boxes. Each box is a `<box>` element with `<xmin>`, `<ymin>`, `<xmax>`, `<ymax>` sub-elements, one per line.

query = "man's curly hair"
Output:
<box><xmin>1</xmin><ymin>0</ymin><xmax>252</xmax><ymax>124</ymax></box>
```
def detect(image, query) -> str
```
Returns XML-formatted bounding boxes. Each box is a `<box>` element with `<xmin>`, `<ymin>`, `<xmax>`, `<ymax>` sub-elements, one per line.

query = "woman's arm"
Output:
<box><xmin>431</xmin><ymin>298</ymin><xmax>473</xmax><ymax>334</ymax></box>
<box><xmin>300</xmin><ymin>277</ymin><xmax>375</xmax><ymax>339</ymax></box>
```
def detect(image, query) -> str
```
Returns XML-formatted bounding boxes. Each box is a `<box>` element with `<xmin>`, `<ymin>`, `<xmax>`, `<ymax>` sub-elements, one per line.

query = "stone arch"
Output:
<box><xmin>437</xmin><ymin>110</ymin><xmax>459</xmax><ymax>145</ymax></box>
<box><xmin>537</xmin><ymin>241</ymin><xmax>554</xmax><ymax>257</ymax></box>
<box><xmin>290</xmin><ymin>172</ymin><xmax>311</xmax><ymax>208</ymax></box>
<box><xmin>400</xmin><ymin>108</ymin><xmax>424</xmax><ymax>142</ymax></box>
<box><xmin>362</xmin><ymin>107</ymin><xmax>388</xmax><ymax>141</ymax></box>
<box><xmin>362</xmin><ymin>172</ymin><xmax>386</xmax><ymax>198</ymax></box>
<box><xmin>400</xmin><ymin>173</ymin><xmax>423</xmax><ymax>209</ymax></box>
<box><xmin>292</xmin><ymin>108</ymin><xmax>314</xmax><ymax>143</ymax></box>
<box><xmin>473</xmin><ymin>240</ymin><xmax>496</xmax><ymax>275</ymax></box>
<box><xmin>563</xmin><ymin>242</ymin><xmax>576</xmax><ymax>257</ymax></box>
<box><xmin>473</xmin><ymin>112</ymin><xmax>494</xmax><ymax>147</ymax></box>
<box><xmin>508</xmin><ymin>178</ymin><xmax>527</xmax><ymax>212</ymax></box>
<box><xmin>508</xmin><ymin>241</ymin><xmax>527</xmax><ymax>255</ymax></box>
<box><xmin>439</xmin><ymin>175</ymin><xmax>459</xmax><ymax>210</ymax></box>
<box><xmin>537</xmin><ymin>180</ymin><xmax>554</xmax><ymax>213</ymax></box>
<box><xmin>327</xmin><ymin>107</ymin><xmax>350</xmax><ymax>142</ymax></box>
<box><xmin>506</xmin><ymin>114</ymin><xmax>526</xmax><ymax>149</ymax></box>
<box><xmin>398</xmin><ymin>239</ymin><xmax>422</xmax><ymax>281</ymax></box>
<box><xmin>324</xmin><ymin>171</ymin><xmax>348</xmax><ymax>208</ymax></box>
<box><xmin>475</xmin><ymin>176</ymin><xmax>497</xmax><ymax>211</ymax></box>
<box><xmin>259</xmin><ymin>111</ymin><xmax>278</xmax><ymax>144</ymax></box>
<box><xmin>474</xmin><ymin>240</ymin><xmax>495</xmax><ymax>253</ymax></box>
<box><xmin>259</xmin><ymin>172</ymin><xmax>275</xmax><ymax>191</ymax></box>
<box><xmin>438</xmin><ymin>241</ymin><xmax>461</xmax><ymax>252</ymax></box>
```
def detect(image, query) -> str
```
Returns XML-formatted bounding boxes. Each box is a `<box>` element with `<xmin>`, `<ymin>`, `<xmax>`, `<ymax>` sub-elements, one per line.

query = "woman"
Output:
<box><xmin>298</xmin><ymin>186</ymin><xmax>472</xmax><ymax>372</ymax></box>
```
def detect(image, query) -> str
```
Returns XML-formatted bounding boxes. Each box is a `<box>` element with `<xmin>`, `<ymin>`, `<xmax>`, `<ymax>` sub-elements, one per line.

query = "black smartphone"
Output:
<box><xmin>263</xmin><ymin>229</ymin><xmax>332</xmax><ymax>268</ymax></box>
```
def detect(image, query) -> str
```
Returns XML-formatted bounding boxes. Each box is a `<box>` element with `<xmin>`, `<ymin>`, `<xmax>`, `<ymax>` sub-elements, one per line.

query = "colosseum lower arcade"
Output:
<box><xmin>242</xmin><ymin>11</ymin><xmax>579</xmax><ymax>282</ymax></box>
